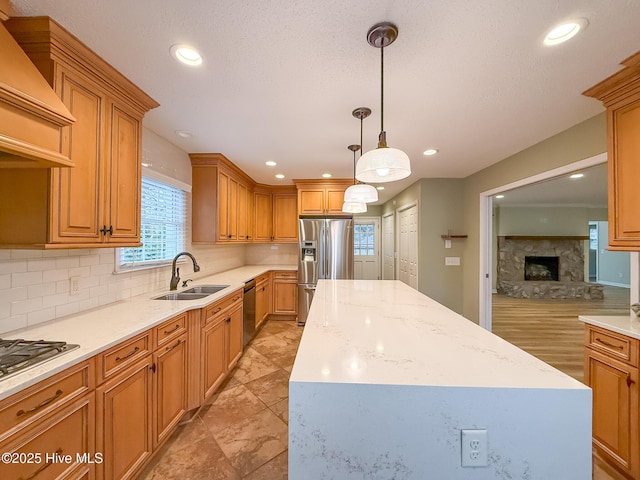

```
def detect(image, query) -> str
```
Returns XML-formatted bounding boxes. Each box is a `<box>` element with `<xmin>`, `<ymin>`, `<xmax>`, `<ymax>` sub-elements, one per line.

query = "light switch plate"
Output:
<box><xmin>445</xmin><ymin>257</ymin><xmax>461</xmax><ymax>266</ymax></box>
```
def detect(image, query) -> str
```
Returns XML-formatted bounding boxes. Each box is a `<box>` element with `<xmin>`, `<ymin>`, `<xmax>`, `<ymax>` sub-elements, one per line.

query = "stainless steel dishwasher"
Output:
<box><xmin>243</xmin><ymin>279</ymin><xmax>256</xmax><ymax>348</ymax></box>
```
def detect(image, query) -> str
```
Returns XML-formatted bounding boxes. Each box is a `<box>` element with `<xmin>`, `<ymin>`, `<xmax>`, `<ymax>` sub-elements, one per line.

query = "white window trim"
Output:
<box><xmin>114</xmin><ymin>169</ymin><xmax>190</xmax><ymax>273</ymax></box>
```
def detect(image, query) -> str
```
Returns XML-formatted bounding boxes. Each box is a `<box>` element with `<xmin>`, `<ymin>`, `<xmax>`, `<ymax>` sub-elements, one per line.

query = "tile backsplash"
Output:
<box><xmin>0</xmin><ymin>244</ymin><xmax>246</xmax><ymax>335</ymax></box>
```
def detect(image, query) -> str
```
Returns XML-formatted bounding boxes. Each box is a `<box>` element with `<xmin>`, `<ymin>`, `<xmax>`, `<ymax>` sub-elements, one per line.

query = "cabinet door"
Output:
<box><xmin>254</xmin><ymin>192</ymin><xmax>273</xmax><ymax>242</ymax></box>
<box><xmin>0</xmin><ymin>393</ymin><xmax>95</xmax><ymax>480</ymax></box>
<box><xmin>228</xmin><ymin>176</ymin><xmax>238</xmax><ymax>241</ymax></box>
<box><xmin>97</xmin><ymin>356</ymin><xmax>153</xmax><ymax>480</ymax></box>
<box><xmin>274</xmin><ymin>280</ymin><xmax>298</xmax><ymax>315</ymax></box>
<box><xmin>238</xmin><ymin>182</ymin><xmax>249</xmax><ymax>241</ymax></box>
<box><xmin>202</xmin><ymin>318</ymin><xmax>226</xmax><ymax>400</ymax></box>
<box><xmin>609</xmin><ymin>99</ymin><xmax>640</xmax><ymax>249</ymax></box>
<box><xmin>227</xmin><ymin>305</ymin><xmax>243</xmax><ymax>369</ymax></box>
<box><xmin>326</xmin><ymin>188</ymin><xmax>347</xmax><ymax>215</ymax></box>
<box><xmin>298</xmin><ymin>189</ymin><xmax>325</xmax><ymax>215</ymax></box>
<box><xmin>52</xmin><ymin>68</ymin><xmax>104</xmax><ymax>244</ymax></box>
<box><xmin>217</xmin><ymin>170</ymin><xmax>230</xmax><ymax>242</ymax></box>
<box><xmin>106</xmin><ymin>102</ymin><xmax>141</xmax><ymax>243</ymax></box>
<box><xmin>273</xmin><ymin>194</ymin><xmax>298</xmax><ymax>242</ymax></box>
<box><xmin>153</xmin><ymin>335</ymin><xmax>187</xmax><ymax>448</ymax></box>
<box><xmin>256</xmin><ymin>281</ymin><xmax>268</xmax><ymax>327</ymax></box>
<box><xmin>586</xmin><ymin>348</ymin><xmax>639</xmax><ymax>477</ymax></box>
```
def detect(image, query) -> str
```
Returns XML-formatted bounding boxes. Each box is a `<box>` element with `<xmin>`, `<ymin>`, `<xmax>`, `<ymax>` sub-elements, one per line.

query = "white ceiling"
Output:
<box><xmin>9</xmin><ymin>1</ymin><xmax>640</xmax><ymax>204</ymax></box>
<box><xmin>494</xmin><ymin>162</ymin><xmax>607</xmax><ymax>207</ymax></box>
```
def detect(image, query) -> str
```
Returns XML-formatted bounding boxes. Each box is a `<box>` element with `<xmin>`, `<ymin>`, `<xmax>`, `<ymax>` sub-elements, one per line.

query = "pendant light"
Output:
<box><xmin>356</xmin><ymin>22</ymin><xmax>410</xmax><ymax>183</ymax></box>
<box><xmin>342</xmin><ymin>144</ymin><xmax>367</xmax><ymax>213</ymax></box>
<box><xmin>344</xmin><ymin>107</ymin><xmax>379</xmax><ymax>203</ymax></box>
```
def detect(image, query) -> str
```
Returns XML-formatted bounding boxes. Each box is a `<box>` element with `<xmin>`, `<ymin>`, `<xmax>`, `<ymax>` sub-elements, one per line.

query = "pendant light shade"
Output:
<box><xmin>344</xmin><ymin>183</ymin><xmax>378</xmax><ymax>203</ymax></box>
<box><xmin>356</xmin><ymin>22</ymin><xmax>410</xmax><ymax>183</ymax></box>
<box><xmin>342</xmin><ymin>201</ymin><xmax>367</xmax><ymax>213</ymax></box>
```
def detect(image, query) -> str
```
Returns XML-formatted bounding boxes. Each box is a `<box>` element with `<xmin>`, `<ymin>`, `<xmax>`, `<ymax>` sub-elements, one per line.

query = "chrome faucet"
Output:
<box><xmin>170</xmin><ymin>252</ymin><xmax>200</xmax><ymax>290</ymax></box>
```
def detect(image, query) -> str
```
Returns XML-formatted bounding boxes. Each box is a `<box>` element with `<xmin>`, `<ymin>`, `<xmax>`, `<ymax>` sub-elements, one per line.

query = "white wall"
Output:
<box><xmin>0</xmin><ymin>128</ymin><xmax>247</xmax><ymax>335</ymax></box>
<box><xmin>496</xmin><ymin>206</ymin><xmax>607</xmax><ymax>236</ymax></box>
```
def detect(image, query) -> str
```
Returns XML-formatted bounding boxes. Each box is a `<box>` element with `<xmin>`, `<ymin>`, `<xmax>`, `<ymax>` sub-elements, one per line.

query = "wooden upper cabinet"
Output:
<box><xmin>294</xmin><ymin>179</ymin><xmax>353</xmax><ymax>216</ymax></box>
<box><xmin>191</xmin><ymin>153</ymin><xmax>255</xmax><ymax>244</ymax></box>
<box><xmin>0</xmin><ymin>17</ymin><xmax>158</xmax><ymax>249</ymax></box>
<box><xmin>583</xmin><ymin>50</ymin><xmax>640</xmax><ymax>251</ymax></box>
<box><xmin>190</xmin><ymin>153</ymin><xmax>297</xmax><ymax>244</ymax></box>
<box><xmin>273</xmin><ymin>193</ymin><xmax>298</xmax><ymax>241</ymax></box>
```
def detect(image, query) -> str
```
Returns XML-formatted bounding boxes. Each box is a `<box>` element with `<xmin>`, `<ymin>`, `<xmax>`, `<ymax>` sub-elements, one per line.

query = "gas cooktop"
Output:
<box><xmin>0</xmin><ymin>339</ymin><xmax>79</xmax><ymax>381</ymax></box>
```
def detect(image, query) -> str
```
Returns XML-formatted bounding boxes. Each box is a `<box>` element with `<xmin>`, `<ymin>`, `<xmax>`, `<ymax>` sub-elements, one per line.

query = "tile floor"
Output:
<box><xmin>138</xmin><ymin>317</ymin><xmax>622</xmax><ymax>480</ymax></box>
<box><xmin>138</xmin><ymin>319</ymin><xmax>301</xmax><ymax>480</ymax></box>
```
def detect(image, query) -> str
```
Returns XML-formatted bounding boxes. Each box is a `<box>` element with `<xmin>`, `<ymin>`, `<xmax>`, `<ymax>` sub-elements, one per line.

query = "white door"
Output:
<box><xmin>382</xmin><ymin>213</ymin><xmax>395</xmax><ymax>280</ymax></box>
<box><xmin>354</xmin><ymin>217</ymin><xmax>381</xmax><ymax>280</ymax></box>
<box><xmin>399</xmin><ymin>205</ymin><xmax>418</xmax><ymax>289</ymax></box>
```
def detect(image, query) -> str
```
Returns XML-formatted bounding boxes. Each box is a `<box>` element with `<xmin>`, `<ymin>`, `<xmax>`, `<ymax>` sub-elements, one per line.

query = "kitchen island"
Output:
<box><xmin>289</xmin><ymin>280</ymin><xmax>591</xmax><ymax>480</ymax></box>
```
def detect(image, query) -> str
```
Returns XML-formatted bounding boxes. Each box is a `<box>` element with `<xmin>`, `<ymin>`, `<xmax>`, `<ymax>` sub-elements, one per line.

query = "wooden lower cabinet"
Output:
<box><xmin>256</xmin><ymin>275</ymin><xmax>271</xmax><ymax>328</ymax></box>
<box><xmin>272</xmin><ymin>271</ymin><xmax>298</xmax><ymax>316</ymax></box>
<box><xmin>202</xmin><ymin>301</ymin><xmax>244</xmax><ymax>400</ymax></box>
<box><xmin>153</xmin><ymin>334</ymin><xmax>188</xmax><ymax>448</ymax></box>
<box><xmin>96</xmin><ymin>355</ymin><xmax>153</xmax><ymax>480</ymax></box>
<box><xmin>0</xmin><ymin>393</ymin><xmax>95</xmax><ymax>480</ymax></box>
<box><xmin>585</xmin><ymin>325</ymin><xmax>640</xmax><ymax>478</ymax></box>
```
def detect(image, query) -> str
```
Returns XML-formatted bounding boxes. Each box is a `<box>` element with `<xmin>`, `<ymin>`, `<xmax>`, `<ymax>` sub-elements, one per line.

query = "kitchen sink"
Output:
<box><xmin>153</xmin><ymin>292</ymin><xmax>211</xmax><ymax>301</ymax></box>
<box><xmin>182</xmin><ymin>285</ymin><xmax>229</xmax><ymax>294</ymax></box>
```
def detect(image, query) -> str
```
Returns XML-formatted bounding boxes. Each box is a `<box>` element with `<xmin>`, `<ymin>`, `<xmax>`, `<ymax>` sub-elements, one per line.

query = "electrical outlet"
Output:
<box><xmin>461</xmin><ymin>429</ymin><xmax>488</xmax><ymax>467</ymax></box>
<box><xmin>69</xmin><ymin>276</ymin><xmax>80</xmax><ymax>296</ymax></box>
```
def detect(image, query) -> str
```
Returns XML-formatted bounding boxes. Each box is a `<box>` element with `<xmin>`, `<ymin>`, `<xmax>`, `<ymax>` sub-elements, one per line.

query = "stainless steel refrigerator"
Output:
<box><xmin>298</xmin><ymin>216</ymin><xmax>353</xmax><ymax>325</ymax></box>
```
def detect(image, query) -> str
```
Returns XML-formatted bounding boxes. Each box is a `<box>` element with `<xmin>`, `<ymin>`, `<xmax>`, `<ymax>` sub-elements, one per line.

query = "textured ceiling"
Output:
<box><xmin>8</xmin><ymin>0</ymin><xmax>640</xmax><ymax>204</ymax></box>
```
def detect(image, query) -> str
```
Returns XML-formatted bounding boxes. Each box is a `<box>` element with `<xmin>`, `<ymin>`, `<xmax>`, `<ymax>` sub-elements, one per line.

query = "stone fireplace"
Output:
<box><xmin>497</xmin><ymin>236</ymin><xmax>603</xmax><ymax>299</ymax></box>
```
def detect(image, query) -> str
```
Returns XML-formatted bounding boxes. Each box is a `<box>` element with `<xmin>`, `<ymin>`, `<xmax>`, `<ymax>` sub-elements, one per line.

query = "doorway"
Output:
<box><xmin>398</xmin><ymin>204</ymin><xmax>418</xmax><ymax>289</ymax></box>
<box><xmin>354</xmin><ymin>217</ymin><xmax>381</xmax><ymax>280</ymax></box>
<box><xmin>382</xmin><ymin>213</ymin><xmax>395</xmax><ymax>280</ymax></box>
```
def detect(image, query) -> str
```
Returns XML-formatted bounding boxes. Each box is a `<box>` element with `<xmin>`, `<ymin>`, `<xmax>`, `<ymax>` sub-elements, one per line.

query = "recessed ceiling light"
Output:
<box><xmin>495</xmin><ymin>194</ymin><xmax>505</xmax><ymax>199</ymax></box>
<box><xmin>543</xmin><ymin>19</ymin><xmax>588</xmax><ymax>46</ymax></box>
<box><xmin>322</xmin><ymin>173</ymin><xmax>332</xmax><ymax>178</ymax></box>
<box><xmin>275</xmin><ymin>174</ymin><xmax>285</xmax><ymax>179</ymax></box>
<box><xmin>170</xmin><ymin>44</ymin><xmax>203</xmax><ymax>66</ymax></box>
<box><xmin>175</xmin><ymin>130</ymin><xmax>193</xmax><ymax>138</ymax></box>
<box><xmin>423</xmin><ymin>149</ymin><xmax>439</xmax><ymax>156</ymax></box>
<box><xmin>376</xmin><ymin>186</ymin><xmax>384</xmax><ymax>191</ymax></box>
<box><xmin>570</xmin><ymin>173</ymin><xmax>584</xmax><ymax>179</ymax></box>
<box><xmin>265</xmin><ymin>161</ymin><xmax>277</xmax><ymax>167</ymax></box>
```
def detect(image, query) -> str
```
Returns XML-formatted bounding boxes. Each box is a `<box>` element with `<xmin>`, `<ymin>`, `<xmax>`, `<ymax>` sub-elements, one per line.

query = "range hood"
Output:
<box><xmin>0</xmin><ymin>15</ymin><xmax>75</xmax><ymax>168</ymax></box>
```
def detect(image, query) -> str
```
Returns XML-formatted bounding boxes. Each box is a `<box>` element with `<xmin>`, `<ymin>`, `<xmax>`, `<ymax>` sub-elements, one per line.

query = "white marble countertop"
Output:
<box><xmin>579</xmin><ymin>313</ymin><xmax>640</xmax><ymax>340</ymax></box>
<box><xmin>0</xmin><ymin>264</ymin><xmax>296</xmax><ymax>401</ymax></box>
<box><xmin>290</xmin><ymin>280</ymin><xmax>587</xmax><ymax>389</ymax></box>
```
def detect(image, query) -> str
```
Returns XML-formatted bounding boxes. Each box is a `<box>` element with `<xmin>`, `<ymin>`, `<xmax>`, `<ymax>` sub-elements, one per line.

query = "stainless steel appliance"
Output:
<box><xmin>243</xmin><ymin>279</ymin><xmax>256</xmax><ymax>347</ymax></box>
<box><xmin>298</xmin><ymin>216</ymin><xmax>353</xmax><ymax>325</ymax></box>
<box><xmin>0</xmin><ymin>339</ymin><xmax>79</xmax><ymax>380</ymax></box>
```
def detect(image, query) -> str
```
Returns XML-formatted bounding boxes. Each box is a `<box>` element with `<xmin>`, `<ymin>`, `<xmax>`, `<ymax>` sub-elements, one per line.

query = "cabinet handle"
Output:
<box><xmin>150</xmin><ymin>363</ymin><xmax>156</xmax><ymax>373</ymax></box>
<box><xmin>595</xmin><ymin>337</ymin><xmax>624</xmax><ymax>350</ymax></box>
<box><xmin>627</xmin><ymin>373</ymin><xmax>635</xmax><ymax>388</ymax></box>
<box><xmin>165</xmin><ymin>339</ymin><xmax>182</xmax><ymax>352</ymax></box>
<box><xmin>164</xmin><ymin>324</ymin><xmax>181</xmax><ymax>335</ymax></box>
<box><xmin>233</xmin><ymin>295</ymin><xmax>241</xmax><ymax>301</ymax></box>
<box><xmin>16</xmin><ymin>389</ymin><xmax>63</xmax><ymax>417</ymax></box>
<box><xmin>21</xmin><ymin>448</ymin><xmax>63</xmax><ymax>480</ymax></box>
<box><xmin>100</xmin><ymin>225</ymin><xmax>113</xmax><ymax>236</ymax></box>
<box><xmin>213</xmin><ymin>307</ymin><xmax>222</xmax><ymax>314</ymax></box>
<box><xmin>115</xmin><ymin>346</ymin><xmax>140</xmax><ymax>361</ymax></box>
<box><xmin>226</xmin><ymin>317</ymin><xmax>231</xmax><ymax>324</ymax></box>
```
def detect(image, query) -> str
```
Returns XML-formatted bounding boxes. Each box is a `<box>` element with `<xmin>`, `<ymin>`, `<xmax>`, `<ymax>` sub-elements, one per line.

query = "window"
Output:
<box><xmin>354</xmin><ymin>223</ymin><xmax>375</xmax><ymax>256</ymax></box>
<box><xmin>116</xmin><ymin>175</ymin><xmax>188</xmax><ymax>271</ymax></box>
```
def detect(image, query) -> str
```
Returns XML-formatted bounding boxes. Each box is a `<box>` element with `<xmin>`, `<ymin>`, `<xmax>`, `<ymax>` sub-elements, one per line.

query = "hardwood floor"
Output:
<box><xmin>492</xmin><ymin>286</ymin><xmax>631</xmax><ymax>480</ymax></box>
<box><xmin>492</xmin><ymin>285</ymin><xmax>630</xmax><ymax>383</ymax></box>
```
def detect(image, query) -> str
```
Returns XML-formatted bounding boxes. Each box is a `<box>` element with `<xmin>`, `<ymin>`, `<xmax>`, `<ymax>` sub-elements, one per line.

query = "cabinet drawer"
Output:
<box><xmin>273</xmin><ymin>271</ymin><xmax>297</xmax><ymax>281</ymax></box>
<box><xmin>98</xmin><ymin>331</ymin><xmax>152</xmax><ymax>382</ymax></box>
<box><xmin>155</xmin><ymin>313</ymin><xmax>188</xmax><ymax>349</ymax></box>
<box><xmin>586</xmin><ymin>325</ymin><xmax>639</xmax><ymax>365</ymax></box>
<box><xmin>0</xmin><ymin>392</ymin><xmax>95</xmax><ymax>480</ymax></box>
<box><xmin>256</xmin><ymin>272</ymin><xmax>270</xmax><ymax>285</ymax></box>
<box><xmin>203</xmin><ymin>290</ymin><xmax>243</xmax><ymax>324</ymax></box>
<box><xmin>0</xmin><ymin>359</ymin><xmax>94</xmax><ymax>442</ymax></box>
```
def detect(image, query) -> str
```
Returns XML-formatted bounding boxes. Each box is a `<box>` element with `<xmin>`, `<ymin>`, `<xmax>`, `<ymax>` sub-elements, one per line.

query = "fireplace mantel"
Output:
<box><xmin>504</xmin><ymin>236</ymin><xmax>589</xmax><ymax>241</ymax></box>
